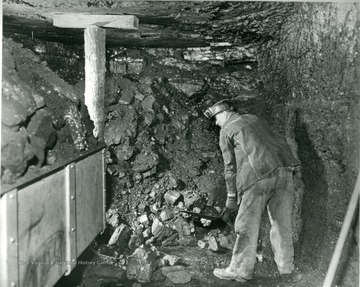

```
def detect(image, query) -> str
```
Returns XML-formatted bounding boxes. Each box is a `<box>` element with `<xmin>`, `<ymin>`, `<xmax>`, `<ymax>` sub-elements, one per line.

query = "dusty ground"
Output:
<box><xmin>55</xmin><ymin>222</ymin><xmax>305</xmax><ymax>287</ymax></box>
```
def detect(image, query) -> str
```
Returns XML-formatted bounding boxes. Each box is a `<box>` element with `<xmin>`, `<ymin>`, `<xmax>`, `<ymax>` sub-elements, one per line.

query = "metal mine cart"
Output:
<box><xmin>0</xmin><ymin>146</ymin><xmax>106</xmax><ymax>287</ymax></box>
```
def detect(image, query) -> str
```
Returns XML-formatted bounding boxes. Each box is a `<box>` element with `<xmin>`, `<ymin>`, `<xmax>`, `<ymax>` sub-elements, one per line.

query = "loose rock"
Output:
<box><xmin>126</xmin><ymin>245</ymin><xmax>158</xmax><ymax>283</ymax></box>
<box><xmin>119</xmin><ymin>88</ymin><xmax>135</xmax><ymax>105</ymax></box>
<box><xmin>208</xmin><ymin>235</ymin><xmax>220</xmax><ymax>252</ymax></box>
<box><xmin>161</xmin><ymin>266</ymin><xmax>192</xmax><ymax>284</ymax></box>
<box><xmin>128</xmin><ymin>231</ymin><xmax>145</xmax><ymax>252</ymax></box>
<box><xmin>163</xmin><ymin>254</ymin><xmax>183</xmax><ymax>266</ymax></box>
<box><xmin>218</xmin><ymin>232</ymin><xmax>236</xmax><ymax>250</ymax></box>
<box><xmin>106</xmin><ymin>209</ymin><xmax>121</xmax><ymax>228</ymax></box>
<box><xmin>142</xmin><ymin>96</ymin><xmax>156</xmax><ymax>112</ymax></box>
<box><xmin>104</xmin><ymin>107</ymin><xmax>137</xmax><ymax>146</ymax></box>
<box><xmin>197</xmin><ymin>240</ymin><xmax>209</xmax><ymax>249</ymax></box>
<box><xmin>108</xmin><ymin>223</ymin><xmax>131</xmax><ymax>246</ymax></box>
<box><xmin>160</xmin><ymin>209</ymin><xmax>174</xmax><ymax>222</ymax></box>
<box><xmin>164</xmin><ymin>190</ymin><xmax>182</xmax><ymax>205</ymax></box>
<box><xmin>132</xmin><ymin>150</ymin><xmax>159</xmax><ymax>173</ymax></box>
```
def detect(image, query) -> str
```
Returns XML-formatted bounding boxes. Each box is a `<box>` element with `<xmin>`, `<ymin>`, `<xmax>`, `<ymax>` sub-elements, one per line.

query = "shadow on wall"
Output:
<box><xmin>294</xmin><ymin>109</ymin><xmax>329</xmax><ymax>270</ymax></box>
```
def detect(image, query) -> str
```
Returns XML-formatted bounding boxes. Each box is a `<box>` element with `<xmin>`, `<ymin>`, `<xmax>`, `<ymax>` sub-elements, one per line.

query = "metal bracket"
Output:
<box><xmin>0</xmin><ymin>190</ymin><xmax>19</xmax><ymax>287</ymax></box>
<box><xmin>64</xmin><ymin>164</ymin><xmax>77</xmax><ymax>275</ymax></box>
<box><xmin>102</xmin><ymin>148</ymin><xmax>106</xmax><ymax>232</ymax></box>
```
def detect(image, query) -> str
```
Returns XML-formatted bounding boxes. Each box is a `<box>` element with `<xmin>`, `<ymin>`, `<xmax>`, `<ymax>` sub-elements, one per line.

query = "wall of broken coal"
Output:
<box><xmin>258</xmin><ymin>3</ymin><xmax>359</xmax><ymax>286</ymax></box>
<box><xmin>100</xmin><ymin>44</ymin><xmax>266</xmax><ymax>242</ymax></box>
<box><xmin>1</xmin><ymin>37</ymin><xmax>99</xmax><ymax>187</ymax></box>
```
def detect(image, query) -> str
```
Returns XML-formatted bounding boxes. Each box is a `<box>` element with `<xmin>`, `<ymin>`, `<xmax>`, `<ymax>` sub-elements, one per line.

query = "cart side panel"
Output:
<box><xmin>17</xmin><ymin>169</ymin><xmax>67</xmax><ymax>287</ymax></box>
<box><xmin>75</xmin><ymin>150</ymin><xmax>105</xmax><ymax>255</ymax></box>
<box><xmin>0</xmin><ymin>191</ymin><xmax>19</xmax><ymax>287</ymax></box>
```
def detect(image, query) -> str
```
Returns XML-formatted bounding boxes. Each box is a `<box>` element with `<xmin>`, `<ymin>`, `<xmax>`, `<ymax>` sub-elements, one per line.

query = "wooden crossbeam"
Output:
<box><xmin>51</xmin><ymin>13</ymin><xmax>139</xmax><ymax>29</ymax></box>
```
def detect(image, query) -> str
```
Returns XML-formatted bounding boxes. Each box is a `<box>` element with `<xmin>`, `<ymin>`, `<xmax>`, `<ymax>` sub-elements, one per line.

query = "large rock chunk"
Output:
<box><xmin>151</xmin><ymin>218</ymin><xmax>174</xmax><ymax>242</ymax></box>
<box><xmin>160</xmin><ymin>209</ymin><xmax>175</xmax><ymax>222</ymax></box>
<box><xmin>109</xmin><ymin>59</ymin><xmax>127</xmax><ymax>74</ymax></box>
<box><xmin>126</xmin><ymin>245</ymin><xmax>158</xmax><ymax>283</ymax></box>
<box><xmin>164</xmin><ymin>190</ymin><xmax>182</xmax><ymax>205</ymax></box>
<box><xmin>108</xmin><ymin>223</ymin><xmax>131</xmax><ymax>246</ymax></box>
<box><xmin>141</xmin><ymin>96</ymin><xmax>156</xmax><ymax>112</ymax></box>
<box><xmin>109</xmin><ymin>55</ymin><xmax>145</xmax><ymax>75</ymax></box>
<box><xmin>128</xmin><ymin>230</ymin><xmax>145</xmax><ymax>252</ymax></box>
<box><xmin>161</xmin><ymin>266</ymin><xmax>192</xmax><ymax>284</ymax></box>
<box><xmin>1</xmin><ymin>126</ymin><xmax>35</xmax><ymax>184</ymax></box>
<box><xmin>132</xmin><ymin>149</ymin><xmax>159</xmax><ymax>173</ymax></box>
<box><xmin>119</xmin><ymin>87</ymin><xmax>135</xmax><ymax>105</ymax></box>
<box><xmin>106</xmin><ymin>209</ymin><xmax>121</xmax><ymax>228</ymax></box>
<box><xmin>104</xmin><ymin>77</ymin><xmax>120</xmax><ymax>106</ymax></box>
<box><xmin>115</xmin><ymin>140</ymin><xmax>135</xmax><ymax>161</ymax></box>
<box><xmin>127</xmin><ymin>59</ymin><xmax>145</xmax><ymax>75</ymax></box>
<box><xmin>104</xmin><ymin>107</ymin><xmax>137</xmax><ymax>146</ymax></box>
<box><xmin>2</xmin><ymin>39</ymin><xmax>16</xmax><ymax>69</ymax></box>
<box><xmin>82</xmin><ymin>265</ymin><xmax>126</xmax><ymax>282</ymax></box>
<box><xmin>27</xmin><ymin>109</ymin><xmax>57</xmax><ymax>166</ymax></box>
<box><xmin>2</xmin><ymin>68</ymin><xmax>38</xmax><ymax>128</ymax></box>
<box><xmin>207</xmin><ymin>235</ymin><xmax>220</xmax><ymax>252</ymax></box>
<box><xmin>168</xmin><ymin>78</ymin><xmax>206</xmax><ymax>98</ymax></box>
<box><xmin>151</xmin><ymin>218</ymin><xmax>165</xmax><ymax>238</ymax></box>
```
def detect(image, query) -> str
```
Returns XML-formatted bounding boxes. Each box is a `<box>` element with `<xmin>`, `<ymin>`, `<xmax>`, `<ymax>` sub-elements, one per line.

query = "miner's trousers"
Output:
<box><xmin>229</xmin><ymin>167</ymin><xmax>295</xmax><ymax>279</ymax></box>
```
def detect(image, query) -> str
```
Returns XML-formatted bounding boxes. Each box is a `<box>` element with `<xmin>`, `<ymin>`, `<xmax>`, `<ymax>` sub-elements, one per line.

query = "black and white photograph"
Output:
<box><xmin>1</xmin><ymin>1</ymin><xmax>359</xmax><ymax>286</ymax></box>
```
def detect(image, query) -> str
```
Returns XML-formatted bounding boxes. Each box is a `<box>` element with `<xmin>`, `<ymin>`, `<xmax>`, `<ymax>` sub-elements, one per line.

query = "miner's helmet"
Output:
<box><xmin>204</xmin><ymin>100</ymin><xmax>230</xmax><ymax>119</ymax></box>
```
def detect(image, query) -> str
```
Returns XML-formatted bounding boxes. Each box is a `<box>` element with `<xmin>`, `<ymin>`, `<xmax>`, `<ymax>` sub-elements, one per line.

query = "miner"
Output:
<box><xmin>204</xmin><ymin>100</ymin><xmax>300</xmax><ymax>282</ymax></box>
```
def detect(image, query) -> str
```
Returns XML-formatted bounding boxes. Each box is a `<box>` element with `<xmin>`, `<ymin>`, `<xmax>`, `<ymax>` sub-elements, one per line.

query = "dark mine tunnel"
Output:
<box><xmin>1</xmin><ymin>1</ymin><xmax>359</xmax><ymax>287</ymax></box>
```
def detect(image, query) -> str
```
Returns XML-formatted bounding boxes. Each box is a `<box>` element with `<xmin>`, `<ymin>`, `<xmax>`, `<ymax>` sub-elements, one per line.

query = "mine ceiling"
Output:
<box><xmin>2</xmin><ymin>1</ymin><xmax>294</xmax><ymax>48</ymax></box>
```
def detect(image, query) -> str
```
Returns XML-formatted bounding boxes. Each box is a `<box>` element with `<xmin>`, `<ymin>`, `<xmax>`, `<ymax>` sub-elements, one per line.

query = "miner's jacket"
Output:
<box><xmin>219</xmin><ymin>113</ymin><xmax>300</xmax><ymax>203</ymax></box>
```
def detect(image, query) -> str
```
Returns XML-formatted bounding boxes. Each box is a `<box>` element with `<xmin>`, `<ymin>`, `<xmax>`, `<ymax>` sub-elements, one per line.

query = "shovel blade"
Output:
<box><xmin>181</xmin><ymin>210</ymin><xmax>221</xmax><ymax>221</ymax></box>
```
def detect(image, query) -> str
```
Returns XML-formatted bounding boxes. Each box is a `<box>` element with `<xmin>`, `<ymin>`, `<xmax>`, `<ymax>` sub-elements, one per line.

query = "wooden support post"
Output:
<box><xmin>84</xmin><ymin>26</ymin><xmax>106</xmax><ymax>140</ymax></box>
<box><xmin>322</xmin><ymin>172</ymin><xmax>360</xmax><ymax>287</ymax></box>
<box><xmin>51</xmin><ymin>14</ymin><xmax>139</xmax><ymax>140</ymax></box>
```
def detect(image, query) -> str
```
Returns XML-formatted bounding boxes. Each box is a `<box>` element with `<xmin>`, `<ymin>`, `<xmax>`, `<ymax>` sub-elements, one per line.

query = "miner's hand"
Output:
<box><xmin>221</xmin><ymin>207</ymin><xmax>237</xmax><ymax>230</ymax></box>
<box><xmin>225</xmin><ymin>194</ymin><xmax>238</xmax><ymax>212</ymax></box>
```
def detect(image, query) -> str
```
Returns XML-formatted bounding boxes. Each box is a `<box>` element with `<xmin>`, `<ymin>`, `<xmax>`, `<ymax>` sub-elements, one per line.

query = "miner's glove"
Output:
<box><xmin>225</xmin><ymin>194</ymin><xmax>238</xmax><ymax>212</ymax></box>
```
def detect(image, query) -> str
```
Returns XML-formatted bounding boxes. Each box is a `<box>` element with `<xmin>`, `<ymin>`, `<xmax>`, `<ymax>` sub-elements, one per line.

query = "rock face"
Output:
<box><xmin>258</xmin><ymin>3</ymin><xmax>359</xmax><ymax>286</ymax></box>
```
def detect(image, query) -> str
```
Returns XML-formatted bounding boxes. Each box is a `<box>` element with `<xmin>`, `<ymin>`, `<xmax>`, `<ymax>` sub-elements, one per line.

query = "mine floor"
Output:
<box><xmin>55</xmin><ymin>246</ymin><xmax>303</xmax><ymax>287</ymax></box>
<box><xmin>55</xmin><ymin>222</ymin><xmax>305</xmax><ymax>287</ymax></box>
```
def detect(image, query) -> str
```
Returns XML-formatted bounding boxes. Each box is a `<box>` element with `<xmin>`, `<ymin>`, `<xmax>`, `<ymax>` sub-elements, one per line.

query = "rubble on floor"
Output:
<box><xmin>90</xmin><ymin>181</ymin><xmax>239</xmax><ymax>283</ymax></box>
<box><xmin>96</xmin><ymin>70</ymin><xmax>250</xmax><ymax>282</ymax></box>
